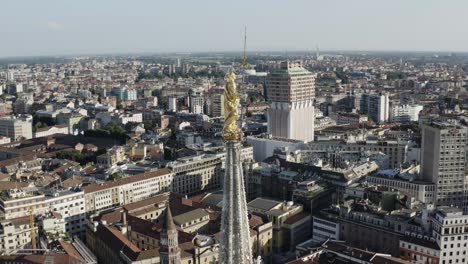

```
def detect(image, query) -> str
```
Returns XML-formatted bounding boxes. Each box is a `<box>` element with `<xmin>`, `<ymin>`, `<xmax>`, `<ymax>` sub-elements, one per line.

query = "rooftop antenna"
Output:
<box><xmin>241</xmin><ymin>26</ymin><xmax>250</xmax><ymax>69</ymax></box>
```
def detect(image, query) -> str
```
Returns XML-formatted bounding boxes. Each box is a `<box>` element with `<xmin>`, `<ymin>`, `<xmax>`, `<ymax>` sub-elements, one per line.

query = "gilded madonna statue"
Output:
<box><xmin>223</xmin><ymin>72</ymin><xmax>242</xmax><ymax>141</ymax></box>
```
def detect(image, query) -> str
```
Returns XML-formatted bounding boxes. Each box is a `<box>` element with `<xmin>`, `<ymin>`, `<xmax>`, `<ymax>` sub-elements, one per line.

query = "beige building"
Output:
<box><xmin>83</xmin><ymin>168</ymin><xmax>174</xmax><ymax>213</ymax></box>
<box><xmin>173</xmin><ymin>208</ymin><xmax>210</xmax><ymax>234</ymax></box>
<box><xmin>248</xmin><ymin>198</ymin><xmax>311</xmax><ymax>253</ymax></box>
<box><xmin>96</xmin><ymin>146</ymin><xmax>126</xmax><ymax>168</ymax></box>
<box><xmin>0</xmin><ymin>216</ymin><xmax>37</xmax><ymax>254</ymax></box>
<box><xmin>420</xmin><ymin>123</ymin><xmax>467</xmax><ymax>209</ymax></box>
<box><xmin>267</xmin><ymin>61</ymin><xmax>315</xmax><ymax>142</ymax></box>
<box><xmin>0</xmin><ymin>115</ymin><xmax>33</xmax><ymax>141</ymax></box>
<box><xmin>167</xmin><ymin>155</ymin><xmax>223</xmax><ymax>196</ymax></box>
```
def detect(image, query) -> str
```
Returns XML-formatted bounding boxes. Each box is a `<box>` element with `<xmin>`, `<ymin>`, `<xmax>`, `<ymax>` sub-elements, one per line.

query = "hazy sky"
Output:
<box><xmin>1</xmin><ymin>0</ymin><xmax>468</xmax><ymax>57</ymax></box>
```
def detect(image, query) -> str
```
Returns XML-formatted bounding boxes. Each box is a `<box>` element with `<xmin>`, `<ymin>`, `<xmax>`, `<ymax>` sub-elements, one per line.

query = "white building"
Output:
<box><xmin>0</xmin><ymin>216</ymin><xmax>37</xmax><ymax>253</ymax></box>
<box><xmin>360</xmin><ymin>92</ymin><xmax>389</xmax><ymax>123</ymax></box>
<box><xmin>83</xmin><ymin>168</ymin><xmax>174</xmax><ymax>213</ymax></box>
<box><xmin>189</xmin><ymin>90</ymin><xmax>204</xmax><ymax>115</ymax></box>
<box><xmin>390</xmin><ymin>104</ymin><xmax>423</xmax><ymax>123</ymax></box>
<box><xmin>125</xmin><ymin>89</ymin><xmax>138</xmax><ymax>101</ymax></box>
<box><xmin>33</xmin><ymin>124</ymin><xmax>69</xmax><ymax>138</ymax></box>
<box><xmin>0</xmin><ymin>115</ymin><xmax>33</xmax><ymax>141</ymax></box>
<box><xmin>432</xmin><ymin>207</ymin><xmax>468</xmax><ymax>264</ymax></box>
<box><xmin>168</xmin><ymin>97</ymin><xmax>178</xmax><ymax>112</ymax></box>
<box><xmin>312</xmin><ymin>215</ymin><xmax>340</xmax><ymax>242</ymax></box>
<box><xmin>44</xmin><ymin>190</ymin><xmax>86</xmax><ymax>237</ymax></box>
<box><xmin>116</xmin><ymin>112</ymin><xmax>143</xmax><ymax>125</ymax></box>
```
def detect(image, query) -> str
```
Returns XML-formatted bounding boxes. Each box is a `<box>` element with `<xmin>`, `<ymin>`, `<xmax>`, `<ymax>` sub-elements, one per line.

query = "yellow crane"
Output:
<box><xmin>29</xmin><ymin>206</ymin><xmax>36</xmax><ymax>251</ymax></box>
<box><xmin>240</xmin><ymin>26</ymin><xmax>250</xmax><ymax>69</ymax></box>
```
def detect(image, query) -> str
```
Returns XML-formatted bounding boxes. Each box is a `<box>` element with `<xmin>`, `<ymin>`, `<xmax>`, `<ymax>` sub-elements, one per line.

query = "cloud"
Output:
<box><xmin>46</xmin><ymin>22</ymin><xmax>64</xmax><ymax>31</ymax></box>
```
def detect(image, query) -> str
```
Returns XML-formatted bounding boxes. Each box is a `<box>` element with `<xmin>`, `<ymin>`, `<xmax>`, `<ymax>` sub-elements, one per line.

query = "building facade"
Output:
<box><xmin>390</xmin><ymin>104</ymin><xmax>424</xmax><ymax>123</ymax></box>
<box><xmin>360</xmin><ymin>92</ymin><xmax>389</xmax><ymax>123</ymax></box>
<box><xmin>267</xmin><ymin>61</ymin><xmax>315</xmax><ymax>142</ymax></box>
<box><xmin>420</xmin><ymin>123</ymin><xmax>467</xmax><ymax>210</ymax></box>
<box><xmin>0</xmin><ymin>115</ymin><xmax>33</xmax><ymax>141</ymax></box>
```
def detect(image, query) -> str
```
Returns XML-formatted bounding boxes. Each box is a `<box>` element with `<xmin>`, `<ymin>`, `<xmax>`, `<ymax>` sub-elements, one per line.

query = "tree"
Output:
<box><xmin>107</xmin><ymin>171</ymin><xmax>125</xmax><ymax>181</ymax></box>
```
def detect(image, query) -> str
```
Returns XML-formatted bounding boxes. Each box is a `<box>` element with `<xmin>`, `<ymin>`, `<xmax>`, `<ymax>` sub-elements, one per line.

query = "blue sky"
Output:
<box><xmin>1</xmin><ymin>0</ymin><xmax>467</xmax><ymax>57</ymax></box>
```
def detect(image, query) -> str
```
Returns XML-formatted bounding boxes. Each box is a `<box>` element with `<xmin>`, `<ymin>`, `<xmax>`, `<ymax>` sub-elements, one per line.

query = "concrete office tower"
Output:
<box><xmin>220</xmin><ymin>141</ymin><xmax>253</xmax><ymax>264</ymax></box>
<box><xmin>360</xmin><ymin>92</ymin><xmax>389</xmax><ymax>123</ymax></box>
<box><xmin>266</xmin><ymin>61</ymin><xmax>315</xmax><ymax>142</ymax></box>
<box><xmin>0</xmin><ymin>115</ymin><xmax>33</xmax><ymax>141</ymax></box>
<box><xmin>420</xmin><ymin>122</ymin><xmax>467</xmax><ymax>210</ymax></box>
<box><xmin>159</xmin><ymin>206</ymin><xmax>181</xmax><ymax>264</ymax></box>
<box><xmin>168</xmin><ymin>96</ymin><xmax>178</xmax><ymax>112</ymax></box>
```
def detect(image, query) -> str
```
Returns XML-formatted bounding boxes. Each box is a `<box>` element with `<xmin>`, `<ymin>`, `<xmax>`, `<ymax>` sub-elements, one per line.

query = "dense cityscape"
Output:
<box><xmin>0</xmin><ymin>50</ymin><xmax>467</xmax><ymax>263</ymax></box>
<box><xmin>2</xmin><ymin>1</ymin><xmax>468</xmax><ymax>263</ymax></box>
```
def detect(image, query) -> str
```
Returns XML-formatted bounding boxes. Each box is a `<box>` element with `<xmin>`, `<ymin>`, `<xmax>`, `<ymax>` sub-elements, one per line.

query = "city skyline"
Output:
<box><xmin>2</xmin><ymin>0</ymin><xmax>468</xmax><ymax>57</ymax></box>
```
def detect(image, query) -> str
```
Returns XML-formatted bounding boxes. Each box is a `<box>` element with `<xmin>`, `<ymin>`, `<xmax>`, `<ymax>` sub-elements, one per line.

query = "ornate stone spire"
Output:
<box><xmin>219</xmin><ymin>74</ymin><xmax>253</xmax><ymax>263</ymax></box>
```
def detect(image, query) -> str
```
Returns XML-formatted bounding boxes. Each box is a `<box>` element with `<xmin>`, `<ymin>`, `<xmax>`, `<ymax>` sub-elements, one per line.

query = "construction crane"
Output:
<box><xmin>240</xmin><ymin>26</ymin><xmax>250</xmax><ymax>69</ymax></box>
<box><xmin>29</xmin><ymin>206</ymin><xmax>36</xmax><ymax>251</ymax></box>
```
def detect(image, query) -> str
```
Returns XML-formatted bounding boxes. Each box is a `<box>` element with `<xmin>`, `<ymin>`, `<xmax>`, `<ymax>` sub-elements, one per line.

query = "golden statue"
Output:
<box><xmin>223</xmin><ymin>72</ymin><xmax>242</xmax><ymax>141</ymax></box>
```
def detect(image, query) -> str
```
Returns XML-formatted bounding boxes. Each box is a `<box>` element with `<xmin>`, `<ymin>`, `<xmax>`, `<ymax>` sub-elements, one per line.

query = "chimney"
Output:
<box><xmin>121</xmin><ymin>211</ymin><xmax>128</xmax><ymax>235</ymax></box>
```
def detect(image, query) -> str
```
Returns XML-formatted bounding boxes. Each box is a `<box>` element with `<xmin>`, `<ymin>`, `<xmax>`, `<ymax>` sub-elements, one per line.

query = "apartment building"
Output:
<box><xmin>0</xmin><ymin>216</ymin><xmax>37</xmax><ymax>254</ymax></box>
<box><xmin>82</xmin><ymin>168</ymin><xmax>174</xmax><ymax>213</ymax></box>
<box><xmin>432</xmin><ymin>207</ymin><xmax>468</xmax><ymax>264</ymax></box>
<box><xmin>0</xmin><ymin>189</ymin><xmax>86</xmax><ymax>238</ymax></box>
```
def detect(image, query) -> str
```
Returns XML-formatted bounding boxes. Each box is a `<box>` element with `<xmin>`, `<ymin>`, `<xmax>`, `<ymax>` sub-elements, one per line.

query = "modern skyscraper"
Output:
<box><xmin>159</xmin><ymin>206</ymin><xmax>181</xmax><ymax>264</ymax></box>
<box><xmin>420</xmin><ymin>122</ymin><xmax>467</xmax><ymax>210</ymax></box>
<box><xmin>360</xmin><ymin>92</ymin><xmax>389</xmax><ymax>123</ymax></box>
<box><xmin>266</xmin><ymin>61</ymin><xmax>315</xmax><ymax>142</ymax></box>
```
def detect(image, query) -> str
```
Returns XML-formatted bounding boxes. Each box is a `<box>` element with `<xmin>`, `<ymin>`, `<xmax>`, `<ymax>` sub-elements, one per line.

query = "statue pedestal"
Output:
<box><xmin>220</xmin><ymin>140</ymin><xmax>253</xmax><ymax>264</ymax></box>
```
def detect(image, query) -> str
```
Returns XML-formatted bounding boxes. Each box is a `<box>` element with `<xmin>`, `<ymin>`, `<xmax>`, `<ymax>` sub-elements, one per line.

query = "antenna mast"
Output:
<box><xmin>241</xmin><ymin>26</ymin><xmax>250</xmax><ymax>69</ymax></box>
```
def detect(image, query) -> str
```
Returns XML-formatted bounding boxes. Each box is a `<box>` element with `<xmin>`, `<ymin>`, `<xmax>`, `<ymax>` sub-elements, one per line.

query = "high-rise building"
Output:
<box><xmin>168</xmin><ymin>96</ymin><xmax>178</xmax><ymax>112</ymax></box>
<box><xmin>266</xmin><ymin>61</ymin><xmax>315</xmax><ymax>142</ymax></box>
<box><xmin>189</xmin><ymin>89</ymin><xmax>204</xmax><ymax>114</ymax></box>
<box><xmin>159</xmin><ymin>206</ymin><xmax>181</xmax><ymax>264</ymax></box>
<box><xmin>420</xmin><ymin>122</ymin><xmax>467</xmax><ymax>210</ymax></box>
<box><xmin>360</xmin><ymin>92</ymin><xmax>389</xmax><ymax>123</ymax></box>
<box><xmin>0</xmin><ymin>115</ymin><xmax>33</xmax><ymax>141</ymax></box>
<box><xmin>211</xmin><ymin>92</ymin><xmax>225</xmax><ymax>117</ymax></box>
